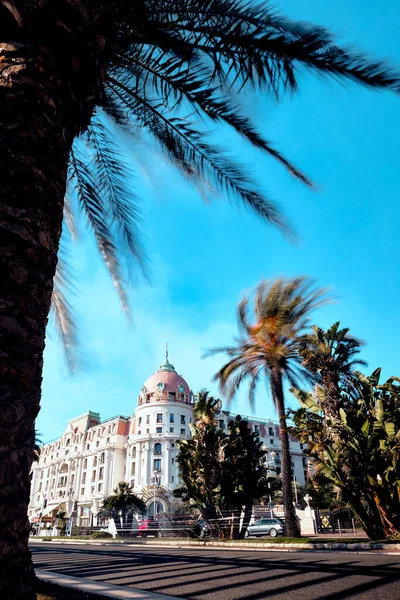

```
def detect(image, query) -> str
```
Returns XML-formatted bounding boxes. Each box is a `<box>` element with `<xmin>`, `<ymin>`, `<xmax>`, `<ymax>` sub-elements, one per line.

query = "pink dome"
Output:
<box><xmin>138</xmin><ymin>357</ymin><xmax>191</xmax><ymax>405</ymax></box>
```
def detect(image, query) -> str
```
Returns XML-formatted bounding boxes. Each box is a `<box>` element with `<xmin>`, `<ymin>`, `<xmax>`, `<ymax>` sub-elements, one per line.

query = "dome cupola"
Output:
<box><xmin>138</xmin><ymin>346</ymin><xmax>192</xmax><ymax>405</ymax></box>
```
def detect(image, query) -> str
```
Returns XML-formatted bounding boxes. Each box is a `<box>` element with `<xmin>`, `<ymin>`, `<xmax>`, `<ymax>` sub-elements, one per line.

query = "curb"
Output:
<box><xmin>36</xmin><ymin>569</ymin><xmax>182</xmax><ymax>600</ymax></box>
<box><xmin>30</xmin><ymin>539</ymin><xmax>400</xmax><ymax>554</ymax></box>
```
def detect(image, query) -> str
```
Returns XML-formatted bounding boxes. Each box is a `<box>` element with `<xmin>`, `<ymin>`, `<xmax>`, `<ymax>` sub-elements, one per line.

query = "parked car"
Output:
<box><xmin>138</xmin><ymin>518</ymin><xmax>159</xmax><ymax>537</ymax></box>
<box><xmin>245</xmin><ymin>518</ymin><xmax>286</xmax><ymax>538</ymax></box>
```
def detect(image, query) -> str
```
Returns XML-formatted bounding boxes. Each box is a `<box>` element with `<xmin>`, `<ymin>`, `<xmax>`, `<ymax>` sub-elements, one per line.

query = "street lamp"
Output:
<box><xmin>266</xmin><ymin>451</ymin><xmax>277</xmax><ymax>506</ymax></box>
<box><xmin>151</xmin><ymin>470</ymin><xmax>161</xmax><ymax>518</ymax></box>
<box><xmin>66</xmin><ymin>487</ymin><xmax>74</xmax><ymax>536</ymax></box>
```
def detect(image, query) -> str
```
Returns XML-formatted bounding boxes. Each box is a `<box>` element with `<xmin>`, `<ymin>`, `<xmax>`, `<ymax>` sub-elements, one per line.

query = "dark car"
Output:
<box><xmin>245</xmin><ymin>518</ymin><xmax>286</xmax><ymax>538</ymax></box>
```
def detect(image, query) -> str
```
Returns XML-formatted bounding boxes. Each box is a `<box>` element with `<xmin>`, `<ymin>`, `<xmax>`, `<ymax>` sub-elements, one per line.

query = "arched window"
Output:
<box><xmin>154</xmin><ymin>443</ymin><xmax>162</xmax><ymax>456</ymax></box>
<box><xmin>100</xmin><ymin>452</ymin><xmax>105</xmax><ymax>464</ymax></box>
<box><xmin>66</xmin><ymin>439</ymin><xmax>70</xmax><ymax>446</ymax></box>
<box><xmin>132</xmin><ymin>448</ymin><xmax>136</xmax><ymax>459</ymax></box>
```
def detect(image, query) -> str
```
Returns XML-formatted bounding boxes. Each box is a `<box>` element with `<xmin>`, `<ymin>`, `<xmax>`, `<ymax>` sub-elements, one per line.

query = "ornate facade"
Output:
<box><xmin>29</xmin><ymin>355</ymin><xmax>308</xmax><ymax>525</ymax></box>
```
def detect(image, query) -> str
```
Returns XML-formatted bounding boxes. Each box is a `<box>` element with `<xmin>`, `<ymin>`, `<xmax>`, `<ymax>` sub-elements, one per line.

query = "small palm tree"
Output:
<box><xmin>209</xmin><ymin>277</ymin><xmax>328</xmax><ymax>537</ymax></box>
<box><xmin>99</xmin><ymin>482</ymin><xmax>146</xmax><ymax>530</ymax></box>
<box><xmin>299</xmin><ymin>323</ymin><xmax>366</xmax><ymax>419</ymax></box>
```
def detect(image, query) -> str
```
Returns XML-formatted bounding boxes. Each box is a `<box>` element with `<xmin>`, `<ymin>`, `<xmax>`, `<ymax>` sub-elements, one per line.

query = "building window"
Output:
<box><xmin>138</xmin><ymin>431</ymin><xmax>141</xmax><ymax>436</ymax></box>
<box><xmin>91</xmin><ymin>486</ymin><xmax>95</xmax><ymax>494</ymax></box>
<box><xmin>156</xmin><ymin>414</ymin><xmax>163</xmax><ymax>423</ymax></box>
<box><xmin>99</xmin><ymin>467</ymin><xmax>104</xmax><ymax>479</ymax></box>
<box><xmin>40</xmin><ymin>471</ymin><xmax>43</xmax><ymax>480</ymax></box>
<box><xmin>254</xmin><ymin>424</ymin><xmax>260</xmax><ymax>434</ymax></box>
<box><xmin>171</xmin><ymin>458</ymin><xmax>175</xmax><ymax>464</ymax></box>
<box><xmin>180</xmin><ymin>415</ymin><xmax>186</xmax><ymax>425</ymax></box>
<box><xmin>98</xmin><ymin>483</ymin><xmax>102</xmax><ymax>492</ymax></box>
<box><xmin>106</xmin><ymin>437</ymin><xmax>110</xmax><ymax>443</ymax></box>
<box><xmin>82</xmin><ymin>473</ymin><xmax>86</xmax><ymax>484</ymax></box>
<box><xmin>100</xmin><ymin>452</ymin><xmax>105</xmax><ymax>464</ymax></box>
<box><xmin>132</xmin><ymin>448</ymin><xmax>136</xmax><ymax>459</ymax></box>
<box><xmin>270</xmin><ymin>439</ymin><xmax>274</xmax><ymax>445</ymax></box>
<box><xmin>92</xmin><ymin>470</ymin><xmax>96</xmax><ymax>482</ymax></box>
<box><xmin>81</xmin><ymin>488</ymin><xmax>84</xmax><ymax>496</ymax></box>
<box><xmin>130</xmin><ymin>479</ymin><xmax>135</xmax><ymax>487</ymax></box>
<box><xmin>170</xmin><ymin>414</ymin><xmax>174</xmax><ymax>423</ymax></box>
<box><xmin>131</xmin><ymin>463</ymin><xmax>135</xmax><ymax>476</ymax></box>
<box><xmin>154</xmin><ymin>459</ymin><xmax>161</xmax><ymax>471</ymax></box>
<box><xmin>156</xmin><ymin>427</ymin><xmax>162</xmax><ymax>434</ymax></box>
<box><xmin>93</xmin><ymin>456</ymin><xmax>97</xmax><ymax>467</ymax></box>
<box><xmin>86</xmin><ymin>444</ymin><xmax>90</xmax><ymax>450</ymax></box>
<box><xmin>96</xmin><ymin>441</ymin><xmax>99</xmax><ymax>447</ymax></box>
<box><xmin>269</xmin><ymin>427</ymin><xmax>274</xmax><ymax>437</ymax></box>
<box><xmin>171</xmin><ymin>476</ymin><xmax>174</xmax><ymax>483</ymax></box>
<box><xmin>71</xmin><ymin>475</ymin><xmax>75</xmax><ymax>486</ymax></box>
<box><xmin>146</xmin><ymin>415</ymin><xmax>150</xmax><ymax>424</ymax></box>
<box><xmin>219</xmin><ymin>420</ymin><xmax>224</xmax><ymax>429</ymax></box>
<box><xmin>138</xmin><ymin>417</ymin><xmax>142</xmax><ymax>426</ymax></box>
<box><xmin>154</xmin><ymin>443</ymin><xmax>161</xmax><ymax>455</ymax></box>
<box><xmin>83</xmin><ymin>458</ymin><xmax>87</xmax><ymax>469</ymax></box>
<box><xmin>170</xmin><ymin>427</ymin><xmax>174</xmax><ymax>433</ymax></box>
<box><xmin>146</xmin><ymin>429</ymin><xmax>149</xmax><ymax>434</ymax></box>
<box><xmin>180</xmin><ymin>428</ymin><xmax>185</xmax><ymax>435</ymax></box>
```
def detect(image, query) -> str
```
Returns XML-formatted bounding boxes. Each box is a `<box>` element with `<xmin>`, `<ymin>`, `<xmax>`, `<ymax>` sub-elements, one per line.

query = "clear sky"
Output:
<box><xmin>38</xmin><ymin>0</ymin><xmax>400</xmax><ymax>443</ymax></box>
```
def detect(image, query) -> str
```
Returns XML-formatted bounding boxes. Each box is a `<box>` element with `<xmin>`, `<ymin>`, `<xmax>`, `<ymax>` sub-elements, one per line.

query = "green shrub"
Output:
<box><xmin>90</xmin><ymin>531</ymin><xmax>113</xmax><ymax>539</ymax></box>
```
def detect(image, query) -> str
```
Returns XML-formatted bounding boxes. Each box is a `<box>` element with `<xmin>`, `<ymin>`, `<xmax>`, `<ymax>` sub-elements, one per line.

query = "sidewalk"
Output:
<box><xmin>30</xmin><ymin>537</ymin><xmax>400</xmax><ymax>554</ymax></box>
<box><xmin>37</xmin><ymin>569</ymin><xmax>182</xmax><ymax>600</ymax></box>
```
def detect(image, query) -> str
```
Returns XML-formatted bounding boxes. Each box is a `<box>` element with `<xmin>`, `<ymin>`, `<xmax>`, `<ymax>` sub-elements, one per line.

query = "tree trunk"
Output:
<box><xmin>270</xmin><ymin>369</ymin><xmax>300</xmax><ymax>538</ymax></box>
<box><xmin>0</xmin><ymin>42</ymin><xmax>79</xmax><ymax>599</ymax></box>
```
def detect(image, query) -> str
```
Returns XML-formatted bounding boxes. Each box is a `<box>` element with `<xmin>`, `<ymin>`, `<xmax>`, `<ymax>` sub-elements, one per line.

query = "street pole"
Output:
<box><xmin>293</xmin><ymin>474</ymin><xmax>298</xmax><ymax>505</ymax></box>
<box><xmin>152</xmin><ymin>470</ymin><xmax>160</xmax><ymax>518</ymax></box>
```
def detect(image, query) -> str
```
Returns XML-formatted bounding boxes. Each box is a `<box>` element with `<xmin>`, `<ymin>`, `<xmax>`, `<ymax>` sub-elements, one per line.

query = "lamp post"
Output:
<box><xmin>293</xmin><ymin>474</ymin><xmax>299</xmax><ymax>506</ymax></box>
<box><xmin>66</xmin><ymin>487</ymin><xmax>74</xmax><ymax>536</ymax></box>
<box><xmin>266</xmin><ymin>451</ymin><xmax>277</xmax><ymax>506</ymax></box>
<box><xmin>151</xmin><ymin>470</ymin><xmax>161</xmax><ymax>518</ymax></box>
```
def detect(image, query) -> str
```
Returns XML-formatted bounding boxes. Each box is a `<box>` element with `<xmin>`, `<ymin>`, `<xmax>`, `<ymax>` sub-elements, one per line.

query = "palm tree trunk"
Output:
<box><xmin>270</xmin><ymin>369</ymin><xmax>300</xmax><ymax>537</ymax></box>
<box><xmin>0</xmin><ymin>42</ymin><xmax>78</xmax><ymax>599</ymax></box>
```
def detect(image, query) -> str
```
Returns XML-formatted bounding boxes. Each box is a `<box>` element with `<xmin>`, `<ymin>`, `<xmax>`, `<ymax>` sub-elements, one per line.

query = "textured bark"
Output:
<box><xmin>0</xmin><ymin>42</ymin><xmax>79</xmax><ymax>599</ymax></box>
<box><xmin>271</xmin><ymin>369</ymin><xmax>301</xmax><ymax>538</ymax></box>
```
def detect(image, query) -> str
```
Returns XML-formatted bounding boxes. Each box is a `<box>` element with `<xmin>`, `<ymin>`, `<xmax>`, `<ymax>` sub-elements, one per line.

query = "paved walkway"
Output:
<box><xmin>31</xmin><ymin>542</ymin><xmax>400</xmax><ymax>600</ymax></box>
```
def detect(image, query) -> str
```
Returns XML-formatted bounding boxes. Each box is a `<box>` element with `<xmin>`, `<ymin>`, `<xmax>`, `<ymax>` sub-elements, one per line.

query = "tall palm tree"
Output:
<box><xmin>209</xmin><ymin>277</ymin><xmax>328</xmax><ymax>536</ymax></box>
<box><xmin>193</xmin><ymin>389</ymin><xmax>221</xmax><ymax>426</ymax></box>
<box><xmin>1</xmin><ymin>2</ymin><xmax>399</xmax><ymax>597</ymax></box>
<box><xmin>299</xmin><ymin>322</ymin><xmax>366</xmax><ymax>420</ymax></box>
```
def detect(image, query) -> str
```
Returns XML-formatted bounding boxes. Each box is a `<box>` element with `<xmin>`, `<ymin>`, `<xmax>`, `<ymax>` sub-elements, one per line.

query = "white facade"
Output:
<box><xmin>29</xmin><ymin>356</ymin><xmax>308</xmax><ymax>525</ymax></box>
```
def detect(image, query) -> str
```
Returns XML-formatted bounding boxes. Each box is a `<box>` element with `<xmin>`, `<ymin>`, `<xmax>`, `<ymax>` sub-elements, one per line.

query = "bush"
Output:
<box><xmin>90</xmin><ymin>531</ymin><xmax>113</xmax><ymax>539</ymax></box>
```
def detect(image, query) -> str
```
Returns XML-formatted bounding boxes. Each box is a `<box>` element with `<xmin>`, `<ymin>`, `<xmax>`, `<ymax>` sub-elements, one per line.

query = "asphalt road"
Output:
<box><xmin>30</xmin><ymin>543</ymin><xmax>400</xmax><ymax>600</ymax></box>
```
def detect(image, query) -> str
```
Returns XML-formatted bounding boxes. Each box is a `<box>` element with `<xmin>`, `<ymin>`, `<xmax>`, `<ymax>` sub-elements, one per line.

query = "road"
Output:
<box><xmin>31</xmin><ymin>542</ymin><xmax>400</xmax><ymax>600</ymax></box>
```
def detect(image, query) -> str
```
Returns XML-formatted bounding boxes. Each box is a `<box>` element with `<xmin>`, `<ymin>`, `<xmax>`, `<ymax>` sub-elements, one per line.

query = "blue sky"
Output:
<box><xmin>38</xmin><ymin>0</ymin><xmax>400</xmax><ymax>442</ymax></box>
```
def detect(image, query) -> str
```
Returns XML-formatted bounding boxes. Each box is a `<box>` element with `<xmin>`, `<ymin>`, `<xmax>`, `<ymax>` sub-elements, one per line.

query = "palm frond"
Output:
<box><xmin>136</xmin><ymin>0</ymin><xmax>400</xmax><ymax>93</ymax></box>
<box><xmin>87</xmin><ymin>111</ymin><xmax>150</xmax><ymax>282</ymax></box>
<box><xmin>69</xmin><ymin>144</ymin><xmax>131</xmax><ymax>315</ymax></box>
<box><xmin>116</xmin><ymin>49</ymin><xmax>313</xmax><ymax>186</ymax></box>
<box><xmin>107</xmin><ymin>75</ymin><xmax>288</xmax><ymax>230</ymax></box>
<box><xmin>50</xmin><ymin>241</ymin><xmax>81</xmax><ymax>373</ymax></box>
